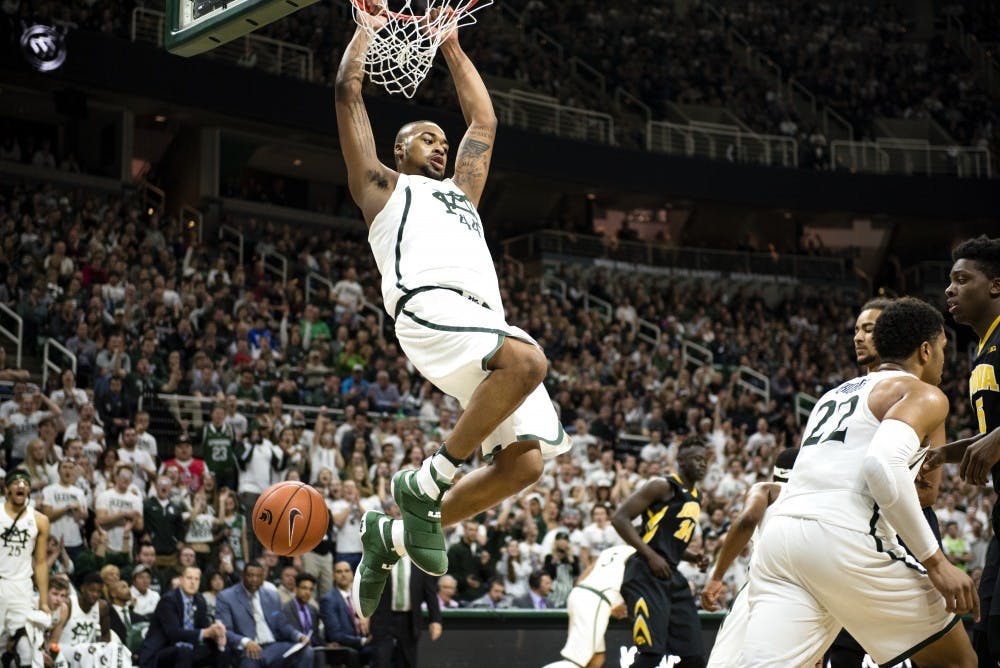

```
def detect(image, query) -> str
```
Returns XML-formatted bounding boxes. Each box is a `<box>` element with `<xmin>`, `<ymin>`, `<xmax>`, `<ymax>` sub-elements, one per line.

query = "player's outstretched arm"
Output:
<box><xmin>700</xmin><ymin>482</ymin><xmax>778</xmax><ymax>611</ymax></box>
<box><xmin>921</xmin><ymin>429</ymin><xmax>994</xmax><ymax>471</ymax></box>
<box><xmin>334</xmin><ymin>12</ymin><xmax>396</xmax><ymax>224</ymax></box>
<box><xmin>611</xmin><ymin>479</ymin><xmax>673</xmax><ymax>579</ymax></box>
<box><xmin>439</xmin><ymin>35</ymin><xmax>497</xmax><ymax>207</ymax></box>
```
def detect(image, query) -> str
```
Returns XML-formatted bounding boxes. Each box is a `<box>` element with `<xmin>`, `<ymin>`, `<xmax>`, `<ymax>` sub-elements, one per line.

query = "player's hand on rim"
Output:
<box><xmin>356</xmin><ymin>0</ymin><xmax>388</xmax><ymax>31</ymax></box>
<box><xmin>423</xmin><ymin>6</ymin><xmax>459</xmax><ymax>42</ymax></box>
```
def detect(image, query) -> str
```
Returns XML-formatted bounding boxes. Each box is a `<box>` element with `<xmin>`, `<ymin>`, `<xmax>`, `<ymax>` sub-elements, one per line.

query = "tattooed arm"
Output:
<box><xmin>440</xmin><ymin>36</ymin><xmax>497</xmax><ymax>207</ymax></box>
<box><xmin>335</xmin><ymin>16</ymin><xmax>397</xmax><ymax>225</ymax></box>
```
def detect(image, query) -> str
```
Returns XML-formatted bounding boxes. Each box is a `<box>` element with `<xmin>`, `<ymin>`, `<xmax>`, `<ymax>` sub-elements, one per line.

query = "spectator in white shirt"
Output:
<box><xmin>117</xmin><ymin>427</ymin><xmax>158</xmax><ymax>494</ymax></box>
<box><xmin>331</xmin><ymin>267</ymin><xmax>364</xmax><ymax>317</ymax></box>
<box><xmin>50</xmin><ymin>369</ymin><xmax>89</xmax><ymax>427</ymax></box>
<box><xmin>134</xmin><ymin>410</ymin><xmax>158</xmax><ymax>459</ymax></box>
<box><xmin>639</xmin><ymin>430</ymin><xmax>671</xmax><ymax>464</ymax></box>
<box><xmin>130</xmin><ymin>564</ymin><xmax>161</xmax><ymax>617</ymax></box>
<box><xmin>585</xmin><ymin>450</ymin><xmax>616</xmax><ymax>489</ymax></box>
<box><xmin>96</xmin><ymin>466</ymin><xmax>145</xmax><ymax>554</ymax></box>
<box><xmin>715</xmin><ymin>459</ymin><xmax>750</xmax><ymax>503</ymax></box>
<box><xmin>578</xmin><ymin>504</ymin><xmax>624</xmax><ymax>568</ymax></box>
<box><xmin>41</xmin><ymin>458</ymin><xmax>89</xmax><ymax>559</ymax></box>
<box><xmin>745</xmin><ymin>418</ymin><xmax>776</xmax><ymax>456</ymax></box>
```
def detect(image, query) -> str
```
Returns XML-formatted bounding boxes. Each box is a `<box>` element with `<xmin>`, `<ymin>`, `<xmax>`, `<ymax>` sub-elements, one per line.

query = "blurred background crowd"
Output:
<box><xmin>0</xmin><ymin>178</ymin><xmax>986</xmax><ymax>624</ymax></box>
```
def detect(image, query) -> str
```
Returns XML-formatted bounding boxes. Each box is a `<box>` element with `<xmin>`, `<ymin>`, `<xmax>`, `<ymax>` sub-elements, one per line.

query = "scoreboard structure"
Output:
<box><xmin>165</xmin><ymin>0</ymin><xmax>319</xmax><ymax>56</ymax></box>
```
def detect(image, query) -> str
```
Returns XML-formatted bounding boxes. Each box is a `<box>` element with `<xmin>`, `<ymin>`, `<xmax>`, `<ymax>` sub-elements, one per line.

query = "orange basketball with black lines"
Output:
<box><xmin>251</xmin><ymin>481</ymin><xmax>329</xmax><ymax>556</ymax></box>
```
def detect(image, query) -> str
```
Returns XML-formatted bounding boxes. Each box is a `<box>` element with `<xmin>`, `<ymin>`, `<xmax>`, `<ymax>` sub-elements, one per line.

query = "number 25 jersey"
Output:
<box><xmin>772</xmin><ymin>369</ymin><xmax>919</xmax><ymax>543</ymax></box>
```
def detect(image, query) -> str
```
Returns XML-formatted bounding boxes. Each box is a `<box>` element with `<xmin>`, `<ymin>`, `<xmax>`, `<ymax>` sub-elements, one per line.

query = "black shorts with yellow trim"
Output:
<box><xmin>621</xmin><ymin>553</ymin><xmax>704</xmax><ymax>658</ymax></box>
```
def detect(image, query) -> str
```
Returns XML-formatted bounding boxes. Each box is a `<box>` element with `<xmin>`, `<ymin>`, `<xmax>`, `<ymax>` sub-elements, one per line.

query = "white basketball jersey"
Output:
<box><xmin>579</xmin><ymin>544</ymin><xmax>636</xmax><ymax>607</ymax></box>
<box><xmin>772</xmin><ymin>370</ymin><xmax>921</xmax><ymax>543</ymax></box>
<box><xmin>0</xmin><ymin>506</ymin><xmax>38</xmax><ymax>580</ymax></box>
<box><xmin>64</xmin><ymin>600</ymin><xmax>102</xmax><ymax>646</ymax></box>
<box><xmin>368</xmin><ymin>173</ymin><xmax>502</xmax><ymax>319</ymax></box>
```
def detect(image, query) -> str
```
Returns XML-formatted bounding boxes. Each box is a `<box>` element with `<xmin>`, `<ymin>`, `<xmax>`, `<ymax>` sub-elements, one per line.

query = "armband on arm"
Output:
<box><xmin>861</xmin><ymin>419</ymin><xmax>939</xmax><ymax>562</ymax></box>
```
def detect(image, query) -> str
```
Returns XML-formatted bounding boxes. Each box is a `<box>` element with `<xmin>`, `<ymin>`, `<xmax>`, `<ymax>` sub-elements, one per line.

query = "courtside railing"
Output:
<box><xmin>262</xmin><ymin>249</ymin><xmax>288</xmax><ymax>287</ymax></box>
<box><xmin>492</xmin><ymin>90</ymin><xmax>615</xmax><ymax>145</ymax></box>
<box><xmin>583</xmin><ymin>293</ymin><xmax>613</xmax><ymax>323</ymax></box>
<box><xmin>831</xmin><ymin>139</ymin><xmax>992</xmax><ymax>178</ymax></box>
<box><xmin>794</xmin><ymin>392</ymin><xmax>817</xmax><ymax>426</ymax></box>
<box><xmin>130</xmin><ymin>8</ymin><xmax>314</xmax><ymax>82</ymax></box>
<box><xmin>682</xmin><ymin>339</ymin><xmax>714</xmax><ymax>370</ymax></box>
<box><xmin>0</xmin><ymin>304</ymin><xmax>22</xmax><ymax>369</ymax></box>
<box><xmin>637</xmin><ymin>318</ymin><xmax>662</xmax><ymax>347</ymax></box>
<box><xmin>647</xmin><ymin>120</ymin><xmax>798</xmax><ymax>168</ymax></box>
<box><xmin>737</xmin><ymin>366</ymin><xmax>770</xmax><ymax>405</ymax></box>
<box><xmin>43</xmin><ymin>339</ymin><xmax>77</xmax><ymax>389</ymax></box>
<box><xmin>541</xmin><ymin>275</ymin><xmax>567</xmax><ymax>300</ymax></box>
<box><xmin>219</xmin><ymin>224</ymin><xmax>245</xmax><ymax>266</ymax></box>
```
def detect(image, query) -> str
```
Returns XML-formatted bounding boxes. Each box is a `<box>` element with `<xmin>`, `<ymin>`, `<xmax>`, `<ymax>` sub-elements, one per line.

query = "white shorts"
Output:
<box><xmin>743</xmin><ymin>516</ymin><xmax>957</xmax><ymax>668</ymax></box>
<box><xmin>395</xmin><ymin>289</ymin><xmax>571</xmax><ymax>460</ymax></box>
<box><xmin>707</xmin><ymin>583</ymin><xmax>747</xmax><ymax>668</ymax></box>
<box><xmin>0</xmin><ymin>578</ymin><xmax>34</xmax><ymax>637</ymax></box>
<box><xmin>558</xmin><ymin>585</ymin><xmax>616</xmax><ymax>665</ymax></box>
<box><xmin>56</xmin><ymin>642</ymin><xmax>132</xmax><ymax>668</ymax></box>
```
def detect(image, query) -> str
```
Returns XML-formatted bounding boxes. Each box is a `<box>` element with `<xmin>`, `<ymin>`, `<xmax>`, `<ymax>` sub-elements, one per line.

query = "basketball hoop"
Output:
<box><xmin>349</xmin><ymin>0</ymin><xmax>491</xmax><ymax>98</ymax></box>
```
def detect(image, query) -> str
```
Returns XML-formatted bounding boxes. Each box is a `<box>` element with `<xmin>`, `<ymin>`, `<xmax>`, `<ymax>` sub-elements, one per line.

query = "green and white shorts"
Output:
<box><xmin>394</xmin><ymin>287</ymin><xmax>571</xmax><ymax>461</ymax></box>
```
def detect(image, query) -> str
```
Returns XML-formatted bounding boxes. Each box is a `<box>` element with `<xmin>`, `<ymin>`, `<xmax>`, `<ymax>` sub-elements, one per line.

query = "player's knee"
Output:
<box><xmin>505</xmin><ymin>450</ymin><xmax>543</xmax><ymax>489</ymax></box>
<box><xmin>513</xmin><ymin>345</ymin><xmax>548</xmax><ymax>389</ymax></box>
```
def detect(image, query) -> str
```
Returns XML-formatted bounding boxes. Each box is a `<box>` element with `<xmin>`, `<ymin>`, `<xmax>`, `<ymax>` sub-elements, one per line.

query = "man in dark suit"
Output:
<box><xmin>215</xmin><ymin>563</ymin><xmax>314</xmax><ymax>668</ymax></box>
<box><xmin>319</xmin><ymin>561</ymin><xmax>373</xmax><ymax>667</ymax></box>
<box><xmin>281</xmin><ymin>573</ymin><xmax>347</xmax><ymax>668</ymax></box>
<box><xmin>511</xmin><ymin>570</ymin><xmax>552</xmax><ymax>610</ymax></box>
<box><xmin>370</xmin><ymin>553</ymin><xmax>442</xmax><ymax>668</ymax></box>
<box><xmin>139</xmin><ymin>566</ymin><xmax>228</xmax><ymax>668</ymax></box>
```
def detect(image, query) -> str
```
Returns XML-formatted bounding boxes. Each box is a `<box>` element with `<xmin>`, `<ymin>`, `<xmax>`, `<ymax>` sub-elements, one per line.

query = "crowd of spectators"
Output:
<box><xmin>942</xmin><ymin>0</ymin><xmax>1000</xmax><ymax>45</ymax></box>
<box><xmin>6</xmin><ymin>0</ymin><xmax>997</xmax><ymax>168</ymax></box>
<box><xmin>0</xmin><ymin>175</ymin><xmax>989</xmax><ymax>635</ymax></box>
<box><xmin>717</xmin><ymin>1</ymin><xmax>999</xmax><ymax>149</ymax></box>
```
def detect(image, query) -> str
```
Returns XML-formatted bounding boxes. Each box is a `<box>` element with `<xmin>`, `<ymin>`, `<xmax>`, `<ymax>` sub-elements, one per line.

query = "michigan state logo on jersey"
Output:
<box><xmin>71</xmin><ymin>620</ymin><xmax>98</xmax><ymax>644</ymax></box>
<box><xmin>431</xmin><ymin>189</ymin><xmax>482</xmax><ymax>237</ymax></box>
<box><xmin>1</xmin><ymin>524</ymin><xmax>30</xmax><ymax>557</ymax></box>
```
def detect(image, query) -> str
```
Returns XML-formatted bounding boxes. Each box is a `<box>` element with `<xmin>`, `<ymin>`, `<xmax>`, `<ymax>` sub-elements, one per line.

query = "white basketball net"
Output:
<box><xmin>351</xmin><ymin>0</ymin><xmax>491</xmax><ymax>98</ymax></box>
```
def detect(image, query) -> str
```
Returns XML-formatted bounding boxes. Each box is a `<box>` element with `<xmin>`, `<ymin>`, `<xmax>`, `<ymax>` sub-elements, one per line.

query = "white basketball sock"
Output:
<box><xmin>414</xmin><ymin>453</ymin><xmax>457</xmax><ymax>500</ymax></box>
<box><xmin>390</xmin><ymin>518</ymin><xmax>406</xmax><ymax>556</ymax></box>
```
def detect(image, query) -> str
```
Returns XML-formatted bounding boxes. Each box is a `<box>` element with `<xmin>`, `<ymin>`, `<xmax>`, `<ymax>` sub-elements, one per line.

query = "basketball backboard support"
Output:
<box><xmin>164</xmin><ymin>0</ymin><xmax>319</xmax><ymax>56</ymax></box>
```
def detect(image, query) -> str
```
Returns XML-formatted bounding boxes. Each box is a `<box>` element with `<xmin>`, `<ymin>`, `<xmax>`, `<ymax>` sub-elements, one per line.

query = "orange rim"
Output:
<box><xmin>349</xmin><ymin>0</ymin><xmax>480</xmax><ymax>22</ymax></box>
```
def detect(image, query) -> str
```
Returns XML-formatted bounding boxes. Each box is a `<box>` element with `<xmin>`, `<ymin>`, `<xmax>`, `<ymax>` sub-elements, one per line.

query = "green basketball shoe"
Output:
<box><xmin>352</xmin><ymin>510</ymin><xmax>399</xmax><ymax>619</ymax></box>
<box><xmin>391</xmin><ymin>468</ymin><xmax>450</xmax><ymax>576</ymax></box>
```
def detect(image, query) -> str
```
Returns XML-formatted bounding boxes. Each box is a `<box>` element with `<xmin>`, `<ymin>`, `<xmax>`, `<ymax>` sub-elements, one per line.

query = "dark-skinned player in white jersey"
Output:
<box><xmin>334</xmin><ymin>1</ymin><xmax>571</xmax><ymax>619</ymax></box>
<box><xmin>0</xmin><ymin>469</ymin><xmax>51</xmax><ymax>667</ymax></box>
<box><xmin>742</xmin><ymin>297</ymin><xmax>977</xmax><ymax>668</ymax></box>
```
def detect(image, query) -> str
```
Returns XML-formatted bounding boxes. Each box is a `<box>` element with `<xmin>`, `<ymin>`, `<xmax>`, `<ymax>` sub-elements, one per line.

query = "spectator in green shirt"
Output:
<box><xmin>942</xmin><ymin>521</ymin><xmax>973</xmax><ymax>572</ymax></box>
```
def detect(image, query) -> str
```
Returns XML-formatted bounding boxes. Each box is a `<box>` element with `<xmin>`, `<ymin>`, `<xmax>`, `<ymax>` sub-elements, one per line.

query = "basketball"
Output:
<box><xmin>251</xmin><ymin>481</ymin><xmax>329</xmax><ymax>556</ymax></box>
